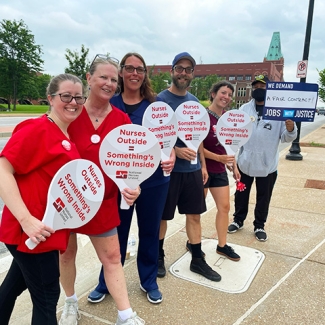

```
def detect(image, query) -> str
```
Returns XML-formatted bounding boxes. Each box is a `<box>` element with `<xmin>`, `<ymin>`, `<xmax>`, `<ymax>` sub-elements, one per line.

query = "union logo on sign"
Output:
<box><xmin>185</xmin><ymin>134</ymin><xmax>192</xmax><ymax>140</ymax></box>
<box><xmin>225</xmin><ymin>139</ymin><xmax>232</xmax><ymax>145</ymax></box>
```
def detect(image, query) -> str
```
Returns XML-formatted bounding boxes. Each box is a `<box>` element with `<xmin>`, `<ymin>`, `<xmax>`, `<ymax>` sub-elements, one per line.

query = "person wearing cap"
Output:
<box><xmin>157</xmin><ymin>52</ymin><xmax>221</xmax><ymax>282</ymax></box>
<box><xmin>228</xmin><ymin>74</ymin><xmax>297</xmax><ymax>241</ymax></box>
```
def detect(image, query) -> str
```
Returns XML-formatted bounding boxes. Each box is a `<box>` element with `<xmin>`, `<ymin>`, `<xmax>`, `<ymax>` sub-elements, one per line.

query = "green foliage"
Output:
<box><xmin>0</xmin><ymin>104</ymin><xmax>48</xmax><ymax>114</ymax></box>
<box><xmin>149</xmin><ymin>70</ymin><xmax>171</xmax><ymax>94</ymax></box>
<box><xmin>65</xmin><ymin>44</ymin><xmax>90</xmax><ymax>82</ymax></box>
<box><xmin>189</xmin><ymin>75</ymin><xmax>224</xmax><ymax>100</ymax></box>
<box><xmin>318</xmin><ymin>68</ymin><xmax>325</xmax><ymax>103</ymax></box>
<box><xmin>0</xmin><ymin>19</ymin><xmax>43</xmax><ymax>110</ymax></box>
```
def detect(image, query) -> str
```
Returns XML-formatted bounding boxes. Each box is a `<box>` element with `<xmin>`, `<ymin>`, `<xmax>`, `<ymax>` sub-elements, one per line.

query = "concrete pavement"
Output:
<box><xmin>0</xmin><ymin>122</ymin><xmax>325</xmax><ymax>324</ymax></box>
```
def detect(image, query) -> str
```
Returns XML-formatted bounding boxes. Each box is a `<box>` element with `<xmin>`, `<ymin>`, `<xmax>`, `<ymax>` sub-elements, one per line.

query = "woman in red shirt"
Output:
<box><xmin>0</xmin><ymin>73</ymin><xmax>85</xmax><ymax>324</ymax></box>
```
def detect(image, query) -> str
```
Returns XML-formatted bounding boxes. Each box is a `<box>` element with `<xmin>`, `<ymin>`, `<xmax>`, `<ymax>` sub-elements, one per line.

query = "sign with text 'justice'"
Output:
<box><xmin>175</xmin><ymin>100</ymin><xmax>210</xmax><ymax>164</ymax></box>
<box><xmin>99</xmin><ymin>124</ymin><xmax>161</xmax><ymax>209</ymax></box>
<box><xmin>263</xmin><ymin>81</ymin><xmax>318</xmax><ymax>122</ymax></box>
<box><xmin>142</xmin><ymin>101</ymin><xmax>178</xmax><ymax>176</ymax></box>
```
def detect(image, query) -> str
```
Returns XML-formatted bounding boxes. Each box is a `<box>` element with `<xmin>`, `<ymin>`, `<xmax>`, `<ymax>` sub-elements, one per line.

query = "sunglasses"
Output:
<box><xmin>90</xmin><ymin>54</ymin><xmax>119</xmax><ymax>68</ymax></box>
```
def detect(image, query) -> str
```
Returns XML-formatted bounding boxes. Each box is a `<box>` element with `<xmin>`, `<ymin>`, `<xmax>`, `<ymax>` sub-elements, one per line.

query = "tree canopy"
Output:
<box><xmin>0</xmin><ymin>19</ymin><xmax>43</xmax><ymax>110</ymax></box>
<box><xmin>64</xmin><ymin>44</ymin><xmax>90</xmax><ymax>82</ymax></box>
<box><xmin>318</xmin><ymin>68</ymin><xmax>325</xmax><ymax>103</ymax></box>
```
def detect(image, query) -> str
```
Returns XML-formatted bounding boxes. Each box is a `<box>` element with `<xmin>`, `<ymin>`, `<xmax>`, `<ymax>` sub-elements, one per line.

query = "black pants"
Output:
<box><xmin>233</xmin><ymin>168</ymin><xmax>277</xmax><ymax>229</ymax></box>
<box><xmin>0</xmin><ymin>245</ymin><xmax>60</xmax><ymax>325</ymax></box>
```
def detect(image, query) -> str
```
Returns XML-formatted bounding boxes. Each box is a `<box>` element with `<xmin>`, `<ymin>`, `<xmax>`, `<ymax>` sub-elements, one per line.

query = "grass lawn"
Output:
<box><xmin>0</xmin><ymin>104</ymin><xmax>49</xmax><ymax>114</ymax></box>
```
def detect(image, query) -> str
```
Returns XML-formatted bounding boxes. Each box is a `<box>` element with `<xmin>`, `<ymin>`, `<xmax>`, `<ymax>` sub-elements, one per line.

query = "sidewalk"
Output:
<box><xmin>1</xmin><ymin>124</ymin><xmax>325</xmax><ymax>324</ymax></box>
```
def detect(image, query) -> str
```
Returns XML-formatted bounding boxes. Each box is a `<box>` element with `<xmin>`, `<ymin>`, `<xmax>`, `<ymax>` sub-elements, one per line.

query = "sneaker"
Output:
<box><xmin>228</xmin><ymin>221</ymin><xmax>243</xmax><ymax>233</ymax></box>
<box><xmin>87</xmin><ymin>289</ymin><xmax>107</xmax><ymax>303</ymax></box>
<box><xmin>115</xmin><ymin>312</ymin><xmax>145</xmax><ymax>325</ymax></box>
<box><xmin>185</xmin><ymin>241</ymin><xmax>206</xmax><ymax>258</ymax></box>
<box><xmin>217</xmin><ymin>244</ymin><xmax>241</xmax><ymax>261</ymax></box>
<box><xmin>59</xmin><ymin>298</ymin><xmax>80</xmax><ymax>325</ymax></box>
<box><xmin>140</xmin><ymin>284</ymin><xmax>163</xmax><ymax>304</ymax></box>
<box><xmin>255</xmin><ymin>228</ymin><xmax>268</xmax><ymax>241</ymax></box>
<box><xmin>190</xmin><ymin>257</ymin><xmax>221</xmax><ymax>282</ymax></box>
<box><xmin>157</xmin><ymin>255</ymin><xmax>166</xmax><ymax>278</ymax></box>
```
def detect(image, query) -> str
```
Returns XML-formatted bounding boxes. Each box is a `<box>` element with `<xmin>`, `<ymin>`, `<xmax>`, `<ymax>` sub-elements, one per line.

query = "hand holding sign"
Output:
<box><xmin>99</xmin><ymin>124</ymin><xmax>161</xmax><ymax>209</ymax></box>
<box><xmin>216</xmin><ymin>110</ymin><xmax>252</xmax><ymax>191</ymax></box>
<box><xmin>175</xmin><ymin>100</ymin><xmax>210</xmax><ymax>164</ymax></box>
<box><xmin>216</xmin><ymin>110</ymin><xmax>252</xmax><ymax>156</ymax></box>
<box><xmin>25</xmin><ymin>159</ymin><xmax>105</xmax><ymax>250</ymax></box>
<box><xmin>142</xmin><ymin>101</ymin><xmax>178</xmax><ymax>176</ymax></box>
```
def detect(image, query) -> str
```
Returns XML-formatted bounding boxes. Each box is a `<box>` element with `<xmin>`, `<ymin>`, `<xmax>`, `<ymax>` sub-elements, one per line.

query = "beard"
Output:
<box><xmin>172</xmin><ymin>74</ymin><xmax>192</xmax><ymax>90</ymax></box>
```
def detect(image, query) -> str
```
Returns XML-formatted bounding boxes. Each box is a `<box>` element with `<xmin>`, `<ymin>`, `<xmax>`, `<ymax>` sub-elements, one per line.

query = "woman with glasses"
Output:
<box><xmin>0</xmin><ymin>73</ymin><xmax>84</xmax><ymax>324</ymax></box>
<box><xmin>88</xmin><ymin>52</ymin><xmax>175</xmax><ymax>306</ymax></box>
<box><xmin>58</xmin><ymin>56</ymin><xmax>145</xmax><ymax>325</ymax></box>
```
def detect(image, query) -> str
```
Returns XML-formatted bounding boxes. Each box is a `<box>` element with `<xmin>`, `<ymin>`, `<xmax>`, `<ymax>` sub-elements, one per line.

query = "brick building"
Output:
<box><xmin>149</xmin><ymin>32</ymin><xmax>284</xmax><ymax>108</ymax></box>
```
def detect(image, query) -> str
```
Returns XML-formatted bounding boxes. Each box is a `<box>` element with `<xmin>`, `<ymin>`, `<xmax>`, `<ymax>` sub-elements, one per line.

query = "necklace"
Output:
<box><xmin>206</xmin><ymin>107</ymin><xmax>222</xmax><ymax>120</ymax></box>
<box><xmin>89</xmin><ymin>104</ymin><xmax>111</xmax><ymax>123</ymax></box>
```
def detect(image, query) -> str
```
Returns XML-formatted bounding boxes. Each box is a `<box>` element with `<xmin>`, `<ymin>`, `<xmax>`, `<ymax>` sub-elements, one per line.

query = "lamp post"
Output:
<box><xmin>286</xmin><ymin>0</ymin><xmax>315</xmax><ymax>161</ymax></box>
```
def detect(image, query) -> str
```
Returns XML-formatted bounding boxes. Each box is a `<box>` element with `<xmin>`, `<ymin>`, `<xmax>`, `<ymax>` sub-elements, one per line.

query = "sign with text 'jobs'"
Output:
<box><xmin>263</xmin><ymin>82</ymin><xmax>318</xmax><ymax>122</ymax></box>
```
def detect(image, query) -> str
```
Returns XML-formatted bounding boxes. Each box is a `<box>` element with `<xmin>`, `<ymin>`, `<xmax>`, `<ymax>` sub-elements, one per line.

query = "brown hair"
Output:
<box><xmin>209</xmin><ymin>80</ymin><xmax>234</xmax><ymax>102</ymax></box>
<box><xmin>119</xmin><ymin>52</ymin><xmax>156</xmax><ymax>103</ymax></box>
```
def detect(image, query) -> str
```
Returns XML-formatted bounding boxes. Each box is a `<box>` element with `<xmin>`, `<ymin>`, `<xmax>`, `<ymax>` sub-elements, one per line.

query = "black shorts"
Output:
<box><xmin>204</xmin><ymin>171</ymin><xmax>229</xmax><ymax>188</ymax></box>
<box><xmin>162</xmin><ymin>169</ymin><xmax>207</xmax><ymax>220</ymax></box>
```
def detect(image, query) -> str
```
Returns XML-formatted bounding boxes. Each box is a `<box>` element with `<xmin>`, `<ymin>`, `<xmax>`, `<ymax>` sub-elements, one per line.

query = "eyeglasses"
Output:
<box><xmin>52</xmin><ymin>93</ymin><xmax>87</xmax><ymax>105</ymax></box>
<box><xmin>121</xmin><ymin>65</ymin><xmax>146</xmax><ymax>74</ymax></box>
<box><xmin>90</xmin><ymin>54</ymin><xmax>119</xmax><ymax>68</ymax></box>
<box><xmin>173</xmin><ymin>65</ymin><xmax>194</xmax><ymax>74</ymax></box>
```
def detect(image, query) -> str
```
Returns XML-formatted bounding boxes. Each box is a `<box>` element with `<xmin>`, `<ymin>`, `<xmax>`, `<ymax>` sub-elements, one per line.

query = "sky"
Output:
<box><xmin>0</xmin><ymin>0</ymin><xmax>324</xmax><ymax>101</ymax></box>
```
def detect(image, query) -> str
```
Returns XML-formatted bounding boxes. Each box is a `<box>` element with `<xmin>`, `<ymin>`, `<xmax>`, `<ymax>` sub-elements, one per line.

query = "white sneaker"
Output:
<box><xmin>59</xmin><ymin>298</ymin><xmax>81</xmax><ymax>325</ymax></box>
<box><xmin>115</xmin><ymin>312</ymin><xmax>145</xmax><ymax>325</ymax></box>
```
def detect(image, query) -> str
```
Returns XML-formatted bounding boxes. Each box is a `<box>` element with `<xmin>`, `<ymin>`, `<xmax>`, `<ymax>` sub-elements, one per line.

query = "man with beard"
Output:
<box><xmin>228</xmin><ymin>75</ymin><xmax>296</xmax><ymax>241</ymax></box>
<box><xmin>157</xmin><ymin>52</ymin><xmax>221</xmax><ymax>282</ymax></box>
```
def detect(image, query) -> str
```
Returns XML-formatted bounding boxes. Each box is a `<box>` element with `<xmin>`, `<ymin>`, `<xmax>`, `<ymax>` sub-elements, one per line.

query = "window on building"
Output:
<box><xmin>236</xmin><ymin>100</ymin><xmax>246</xmax><ymax>108</ymax></box>
<box><xmin>237</xmin><ymin>75</ymin><xmax>243</xmax><ymax>80</ymax></box>
<box><xmin>245</xmin><ymin>75</ymin><xmax>252</xmax><ymax>80</ymax></box>
<box><xmin>229</xmin><ymin>75</ymin><xmax>235</xmax><ymax>81</ymax></box>
<box><xmin>237</xmin><ymin>88</ymin><xmax>247</xmax><ymax>97</ymax></box>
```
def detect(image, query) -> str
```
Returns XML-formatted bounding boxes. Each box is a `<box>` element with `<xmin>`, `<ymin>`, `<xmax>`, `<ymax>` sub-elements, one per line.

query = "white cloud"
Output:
<box><xmin>0</xmin><ymin>0</ymin><xmax>323</xmax><ymax>85</ymax></box>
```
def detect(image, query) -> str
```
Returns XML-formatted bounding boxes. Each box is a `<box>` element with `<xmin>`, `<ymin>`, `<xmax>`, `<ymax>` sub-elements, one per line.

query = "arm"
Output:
<box><xmin>198</xmin><ymin>143</ymin><xmax>208</xmax><ymax>185</ymax></box>
<box><xmin>280</xmin><ymin>119</ymin><xmax>297</xmax><ymax>142</ymax></box>
<box><xmin>160</xmin><ymin>148</ymin><xmax>176</xmax><ymax>174</ymax></box>
<box><xmin>0</xmin><ymin>157</ymin><xmax>54</xmax><ymax>243</ymax></box>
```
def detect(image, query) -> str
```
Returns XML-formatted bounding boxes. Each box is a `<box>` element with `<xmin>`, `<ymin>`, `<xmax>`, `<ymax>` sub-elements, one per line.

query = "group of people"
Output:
<box><xmin>0</xmin><ymin>50</ymin><xmax>297</xmax><ymax>325</ymax></box>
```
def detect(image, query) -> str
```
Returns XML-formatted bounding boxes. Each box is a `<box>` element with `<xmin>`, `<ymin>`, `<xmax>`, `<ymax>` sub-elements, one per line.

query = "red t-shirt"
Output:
<box><xmin>203</xmin><ymin>113</ymin><xmax>227</xmax><ymax>174</ymax></box>
<box><xmin>68</xmin><ymin>105</ymin><xmax>131</xmax><ymax>235</ymax></box>
<box><xmin>0</xmin><ymin>115</ymin><xmax>80</xmax><ymax>253</ymax></box>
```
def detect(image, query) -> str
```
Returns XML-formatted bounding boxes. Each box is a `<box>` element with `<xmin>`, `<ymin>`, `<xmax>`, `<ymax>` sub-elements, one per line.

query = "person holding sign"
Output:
<box><xmin>228</xmin><ymin>75</ymin><xmax>297</xmax><ymax>241</ymax></box>
<box><xmin>203</xmin><ymin>81</ymin><xmax>241</xmax><ymax>261</ymax></box>
<box><xmin>59</xmin><ymin>56</ymin><xmax>144</xmax><ymax>325</ymax></box>
<box><xmin>0</xmin><ymin>74</ymin><xmax>84</xmax><ymax>324</ymax></box>
<box><xmin>157</xmin><ymin>52</ymin><xmax>221</xmax><ymax>282</ymax></box>
<box><xmin>88</xmin><ymin>52</ymin><xmax>175</xmax><ymax>305</ymax></box>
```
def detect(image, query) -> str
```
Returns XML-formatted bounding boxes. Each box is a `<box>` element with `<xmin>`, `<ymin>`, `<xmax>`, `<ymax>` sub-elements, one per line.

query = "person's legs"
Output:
<box><xmin>90</xmin><ymin>234</ymin><xmax>130</xmax><ymax>311</ymax></box>
<box><xmin>59</xmin><ymin>233</ymin><xmax>78</xmax><ymax>297</ymax></box>
<box><xmin>0</xmin><ymin>247</ymin><xmax>27</xmax><ymax>324</ymax></box>
<box><xmin>6</xmin><ymin>244</ymin><xmax>60</xmax><ymax>325</ymax></box>
<box><xmin>135</xmin><ymin>183</ymin><xmax>169</xmax><ymax>291</ymax></box>
<box><xmin>232</xmin><ymin>169</ymin><xmax>254</xmax><ymax>226</ymax></box>
<box><xmin>254</xmin><ymin>170</ymin><xmax>278</xmax><ymax>229</ymax></box>
<box><xmin>59</xmin><ymin>233</ymin><xmax>80</xmax><ymax>325</ymax></box>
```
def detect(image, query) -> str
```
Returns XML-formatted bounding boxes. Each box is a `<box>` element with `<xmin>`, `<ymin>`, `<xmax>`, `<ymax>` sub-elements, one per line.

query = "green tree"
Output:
<box><xmin>150</xmin><ymin>71</ymin><xmax>171</xmax><ymax>94</ymax></box>
<box><xmin>65</xmin><ymin>44</ymin><xmax>90</xmax><ymax>81</ymax></box>
<box><xmin>0</xmin><ymin>19</ymin><xmax>43</xmax><ymax>110</ymax></box>
<box><xmin>318</xmin><ymin>68</ymin><xmax>325</xmax><ymax>103</ymax></box>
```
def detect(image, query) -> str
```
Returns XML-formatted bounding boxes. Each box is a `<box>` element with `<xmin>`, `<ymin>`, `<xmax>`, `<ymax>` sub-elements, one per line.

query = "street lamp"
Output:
<box><xmin>286</xmin><ymin>0</ymin><xmax>315</xmax><ymax>161</ymax></box>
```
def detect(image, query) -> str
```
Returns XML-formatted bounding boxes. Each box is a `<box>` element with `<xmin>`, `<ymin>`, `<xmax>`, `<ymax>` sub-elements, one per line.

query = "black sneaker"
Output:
<box><xmin>185</xmin><ymin>241</ymin><xmax>206</xmax><ymax>258</ymax></box>
<box><xmin>254</xmin><ymin>229</ymin><xmax>268</xmax><ymax>241</ymax></box>
<box><xmin>217</xmin><ymin>244</ymin><xmax>241</xmax><ymax>261</ymax></box>
<box><xmin>190</xmin><ymin>257</ymin><xmax>221</xmax><ymax>282</ymax></box>
<box><xmin>157</xmin><ymin>255</ymin><xmax>166</xmax><ymax>278</ymax></box>
<box><xmin>227</xmin><ymin>221</ymin><xmax>243</xmax><ymax>233</ymax></box>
